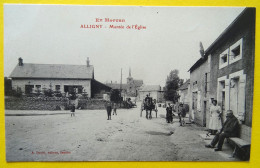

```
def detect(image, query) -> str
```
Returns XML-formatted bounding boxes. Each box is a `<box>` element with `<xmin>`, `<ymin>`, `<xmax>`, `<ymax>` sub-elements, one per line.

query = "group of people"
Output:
<box><xmin>205</xmin><ymin>99</ymin><xmax>240</xmax><ymax>151</ymax></box>
<box><xmin>166</xmin><ymin>103</ymin><xmax>186</xmax><ymax>126</ymax></box>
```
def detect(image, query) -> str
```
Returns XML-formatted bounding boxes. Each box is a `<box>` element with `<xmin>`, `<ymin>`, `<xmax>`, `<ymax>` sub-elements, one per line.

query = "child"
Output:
<box><xmin>71</xmin><ymin>104</ymin><xmax>76</xmax><ymax>117</ymax></box>
<box><xmin>113</xmin><ymin>102</ymin><xmax>117</xmax><ymax>115</ymax></box>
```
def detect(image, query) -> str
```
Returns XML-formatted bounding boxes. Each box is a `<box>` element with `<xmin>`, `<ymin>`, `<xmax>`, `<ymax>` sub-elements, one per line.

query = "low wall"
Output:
<box><xmin>5</xmin><ymin>96</ymin><xmax>69</xmax><ymax>111</ymax></box>
<box><xmin>78</xmin><ymin>99</ymin><xmax>107</xmax><ymax>110</ymax></box>
<box><xmin>5</xmin><ymin>97</ymin><xmax>108</xmax><ymax>110</ymax></box>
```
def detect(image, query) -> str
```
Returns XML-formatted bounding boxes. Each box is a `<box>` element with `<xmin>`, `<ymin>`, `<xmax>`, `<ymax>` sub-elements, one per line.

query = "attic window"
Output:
<box><xmin>231</xmin><ymin>46</ymin><xmax>240</xmax><ymax>58</ymax></box>
<box><xmin>219</xmin><ymin>48</ymin><xmax>229</xmax><ymax>69</ymax></box>
<box><xmin>221</xmin><ymin>54</ymin><xmax>227</xmax><ymax>64</ymax></box>
<box><xmin>229</xmin><ymin>38</ymin><xmax>243</xmax><ymax>64</ymax></box>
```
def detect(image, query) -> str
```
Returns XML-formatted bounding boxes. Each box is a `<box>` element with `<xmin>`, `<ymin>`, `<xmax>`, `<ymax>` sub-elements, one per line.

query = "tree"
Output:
<box><xmin>164</xmin><ymin>69</ymin><xmax>184</xmax><ymax>103</ymax></box>
<box><xmin>4</xmin><ymin>77</ymin><xmax>12</xmax><ymax>95</ymax></box>
<box><xmin>110</xmin><ymin>89</ymin><xmax>121</xmax><ymax>103</ymax></box>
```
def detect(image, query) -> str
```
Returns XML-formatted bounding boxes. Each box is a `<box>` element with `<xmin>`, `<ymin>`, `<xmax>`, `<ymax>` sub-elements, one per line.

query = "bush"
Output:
<box><xmin>53</xmin><ymin>91</ymin><xmax>63</xmax><ymax>97</ymax></box>
<box><xmin>9</xmin><ymin>89</ymin><xmax>23</xmax><ymax>98</ymax></box>
<box><xmin>44</xmin><ymin>89</ymin><xmax>54</xmax><ymax>97</ymax></box>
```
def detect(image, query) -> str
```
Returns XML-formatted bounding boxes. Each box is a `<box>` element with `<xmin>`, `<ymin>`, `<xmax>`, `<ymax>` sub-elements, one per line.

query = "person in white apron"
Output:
<box><xmin>209</xmin><ymin>100</ymin><xmax>222</xmax><ymax>135</ymax></box>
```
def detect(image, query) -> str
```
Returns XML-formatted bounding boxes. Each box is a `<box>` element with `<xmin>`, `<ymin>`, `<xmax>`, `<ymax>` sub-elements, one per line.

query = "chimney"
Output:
<box><xmin>87</xmin><ymin>57</ymin><xmax>90</xmax><ymax>67</ymax></box>
<box><xmin>18</xmin><ymin>57</ymin><xmax>23</xmax><ymax>66</ymax></box>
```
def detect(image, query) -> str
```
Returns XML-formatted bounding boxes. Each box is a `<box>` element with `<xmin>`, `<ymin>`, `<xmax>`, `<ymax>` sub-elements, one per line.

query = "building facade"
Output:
<box><xmin>189</xmin><ymin>57</ymin><xmax>210</xmax><ymax>126</ymax></box>
<box><xmin>188</xmin><ymin>8</ymin><xmax>255</xmax><ymax>138</ymax></box>
<box><xmin>139</xmin><ymin>85</ymin><xmax>164</xmax><ymax>103</ymax></box>
<box><xmin>9</xmin><ymin>57</ymin><xmax>111</xmax><ymax>98</ymax></box>
<box><xmin>207</xmin><ymin>8</ymin><xmax>255</xmax><ymax>129</ymax></box>
<box><xmin>178</xmin><ymin>79</ymin><xmax>191</xmax><ymax>105</ymax></box>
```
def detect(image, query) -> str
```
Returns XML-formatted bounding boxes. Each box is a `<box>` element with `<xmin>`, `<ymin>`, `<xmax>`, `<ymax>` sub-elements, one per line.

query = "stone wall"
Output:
<box><xmin>78</xmin><ymin>99</ymin><xmax>107</xmax><ymax>110</ymax></box>
<box><xmin>5</xmin><ymin>97</ymin><xmax>108</xmax><ymax>110</ymax></box>
<box><xmin>5</xmin><ymin>96</ymin><xmax>69</xmax><ymax>111</ymax></box>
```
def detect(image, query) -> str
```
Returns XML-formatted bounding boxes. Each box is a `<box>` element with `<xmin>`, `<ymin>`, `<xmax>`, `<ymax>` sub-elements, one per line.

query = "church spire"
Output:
<box><xmin>129</xmin><ymin>67</ymin><xmax>131</xmax><ymax>77</ymax></box>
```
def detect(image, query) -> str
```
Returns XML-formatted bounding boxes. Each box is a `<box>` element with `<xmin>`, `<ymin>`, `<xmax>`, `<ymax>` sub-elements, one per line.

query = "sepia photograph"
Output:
<box><xmin>3</xmin><ymin>5</ymin><xmax>255</xmax><ymax>161</ymax></box>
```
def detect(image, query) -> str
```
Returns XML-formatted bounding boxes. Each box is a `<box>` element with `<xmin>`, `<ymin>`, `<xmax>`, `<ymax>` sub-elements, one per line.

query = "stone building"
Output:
<box><xmin>189</xmin><ymin>55</ymin><xmax>210</xmax><ymax>126</ymax></box>
<box><xmin>9</xmin><ymin>57</ymin><xmax>111</xmax><ymax>98</ymax></box>
<box><xmin>139</xmin><ymin>85</ymin><xmax>164</xmax><ymax>103</ymax></box>
<box><xmin>188</xmin><ymin>7</ymin><xmax>255</xmax><ymax>140</ymax></box>
<box><xmin>177</xmin><ymin>79</ymin><xmax>191</xmax><ymax>105</ymax></box>
<box><xmin>207</xmin><ymin>8</ymin><xmax>255</xmax><ymax>131</ymax></box>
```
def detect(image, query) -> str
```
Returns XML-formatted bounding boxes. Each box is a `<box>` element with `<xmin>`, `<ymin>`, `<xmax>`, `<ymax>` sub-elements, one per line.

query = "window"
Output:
<box><xmin>25</xmin><ymin>85</ymin><xmax>34</xmax><ymax>94</ymax></box>
<box><xmin>193</xmin><ymin>81</ymin><xmax>197</xmax><ymax>89</ymax></box>
<box><xmin>219</xmin><ymin>49</ymin><xmax>229</xmax><ymax>69</ymax></box>
<box><xmin>36</xmin><ymin>85</ymin><xmax>41</xmax><ymax>89</ymax></box>
<box><xmin>229</xmin><ymin>38</ymin><xmax>243</xmax><ymax>64</ymax></box>
<box><xmin>78</xmin><ymin>86</ymin><xmax>83</xmax><ymax>94</ymax></box>
<box><xmin>55</xmin><ymin>85</ymin><xmax>60</xmax><ymax>91</ymax></box>
<box><xmin>221</xmin><ymin>54</ymin><xmax>227</xmax><ymax>63</ymax></box>
<box><xmin>231</xmin><ymin>46</ymin><xmax>240</xmax><ymax>58</ymax></box>
<box><xmin>219</xmin><ymin>38</ymin><xmax>243</xmax><ymax>69</ymax></box>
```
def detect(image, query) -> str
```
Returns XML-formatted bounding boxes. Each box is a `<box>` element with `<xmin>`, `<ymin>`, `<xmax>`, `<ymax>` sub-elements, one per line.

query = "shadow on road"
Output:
<box><xmin>146</xmin><ymin>131</ymin><xmax>173</xmax><ymax>136</ymax></box>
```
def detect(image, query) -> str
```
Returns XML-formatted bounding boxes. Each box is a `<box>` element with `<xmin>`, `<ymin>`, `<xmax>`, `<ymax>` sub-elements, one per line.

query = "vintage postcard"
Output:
<box><xmin>3</xmin><ymin>4</ymin><xmax>255</xmax><ymax>161</ymax></box>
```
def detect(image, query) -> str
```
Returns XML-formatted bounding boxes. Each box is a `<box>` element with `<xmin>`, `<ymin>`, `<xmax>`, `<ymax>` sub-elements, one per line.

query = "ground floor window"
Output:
<box><xmin>64</xmin><ymin>85</ymin><xmax>83</xmax><ymax>94</ymax></box>
<box><xmin>55</xmin><ymin>85</ymin><xmax>61</xmax><ymax>91</ymax></box>
<box><xmin>25</xmin><ymin>85</ymin><xmax>34</xmax><ymax>94</ymax></box>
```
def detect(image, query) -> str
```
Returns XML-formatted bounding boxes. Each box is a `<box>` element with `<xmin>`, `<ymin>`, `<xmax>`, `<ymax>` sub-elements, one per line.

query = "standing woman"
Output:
<box><xmin>209</xmin><ymin>100</ymin><xmax>222</xmax><ymax>135</ymax></box>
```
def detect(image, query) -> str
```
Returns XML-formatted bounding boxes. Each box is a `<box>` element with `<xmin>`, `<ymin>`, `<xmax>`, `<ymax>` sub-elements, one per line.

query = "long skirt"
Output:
<box><xmin>209</xmin><ymin>116</ymin><xmax>222</xmax><ymax>130</ymax></box>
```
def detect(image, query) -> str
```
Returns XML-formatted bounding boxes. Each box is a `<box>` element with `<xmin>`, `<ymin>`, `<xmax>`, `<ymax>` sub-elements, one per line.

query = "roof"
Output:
<box><xmin>188</xmin><ymin>55</ymin><xmax>208</xmax><ymax>72</ymax></box>
<box><xmin>188</xmin><ymin>8</ymin><xmax>255</xmax><ymax>72</ymax></box>
<box><xmin>139</xmin><ymin>85</ymin><xmax>161</xmax><ymax>92</ymax></box>
<box><xmin>133</xmin><ymin>80</ymin><xmax>143</xmax><ymax>87</ymax></box>
<box><xmin>9</xmin><ymin>63</ymin><xmax>94</xmax><ymax>79</ymax></box>
<box><xmin>105</xmin><ymin>83</ymin><xmax>128</xmax><ymax>90</ymax></box>
<box><xmin>178</xmin><ymin>79</ymin><xmax>190</xmax><ymax>91</ymax></box>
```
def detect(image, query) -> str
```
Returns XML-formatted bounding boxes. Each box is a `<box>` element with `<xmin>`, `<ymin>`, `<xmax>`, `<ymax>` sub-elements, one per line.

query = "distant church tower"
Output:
<box><xmin>127</xmin><ymin>67</ymin><xmax>133</xmax><ymax>84</ymax></box>
<box><xmin>127</xmin><ymin>67</ymin><xmax>135</xmax><ymax>96</ymax></box>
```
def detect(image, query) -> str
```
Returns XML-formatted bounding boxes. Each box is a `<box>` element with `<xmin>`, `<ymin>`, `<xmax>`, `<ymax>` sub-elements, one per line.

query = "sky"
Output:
<box><xmin>4</xmin><ymin>5</ymin><xmax>245</xmax><ymax>86</ymax></box>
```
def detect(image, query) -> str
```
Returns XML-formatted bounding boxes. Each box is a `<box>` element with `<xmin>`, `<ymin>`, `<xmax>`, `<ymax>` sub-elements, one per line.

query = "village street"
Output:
<box><xmin>5</xmin><ymin>103</ymin><xmax>237</xmax><ymax>161</ymax></box>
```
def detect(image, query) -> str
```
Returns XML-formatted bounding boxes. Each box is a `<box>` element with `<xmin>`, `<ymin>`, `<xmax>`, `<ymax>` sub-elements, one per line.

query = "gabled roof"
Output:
<box><xmin>139</xmin><ymin>85</ymin><xmax>161</xmax><ymax>92</ymax></box>
<box><xmin>178</xmin><ymin>79</ymin><xmax>190</xmax><ymax>91</ymax></box>
<box><xmin>9</xmin><ymin>63</ymin><xmax>94</xmax><ymax>79</ymax></box>
<box><xmin>133</xmin><ymin>80</ymin><xmax>143</xmax><ymax>87</ymax></box>
<box><xmin>188</xmin><ymin>8</ymin><xmax>255</xmax><ymax>73</ymax></box>
<box><xmin>105</xmin><ymin>83</ymin><xmax>128</xmax><ymax>90</ymax></box>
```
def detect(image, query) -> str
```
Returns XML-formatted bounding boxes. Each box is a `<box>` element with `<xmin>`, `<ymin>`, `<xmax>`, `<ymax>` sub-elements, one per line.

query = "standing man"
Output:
<box><xmin>205</xmin><ymin>110</ymin><xmax>239</xmax><ymax>151</ymax></box>
<box><xmin>178</xmin><ymin>103</ymin><xmax>186</xmax><ymax>126</ymax></box>
<box><xmin>105</xmin><ymin>101</ymin><xmax>112</xmax><ymax>120</ymax></box>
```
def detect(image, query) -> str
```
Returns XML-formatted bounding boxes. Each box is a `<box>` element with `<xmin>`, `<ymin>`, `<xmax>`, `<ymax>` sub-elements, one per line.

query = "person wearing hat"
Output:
<box><xmin>205</xmin><ymin>110</ymin><xmax>240</xmax><ymax>151</ymax></box>
<box><xmin>209</xmin><ymin>100</ymin><xmax>222</xmax><ymax>135</ymax></box>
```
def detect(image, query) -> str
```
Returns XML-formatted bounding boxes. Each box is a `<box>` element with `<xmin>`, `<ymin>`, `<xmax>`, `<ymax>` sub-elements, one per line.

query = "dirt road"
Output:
<box><xmin>5</xmin><ymin>105</ymin><xmax>235</xmax><ymax>161</ymax></box>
